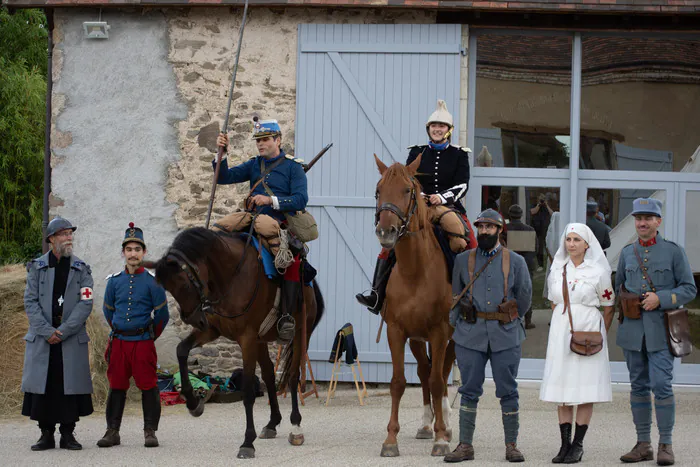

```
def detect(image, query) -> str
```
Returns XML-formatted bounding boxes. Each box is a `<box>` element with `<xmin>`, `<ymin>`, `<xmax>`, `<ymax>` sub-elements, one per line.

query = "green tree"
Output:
<box><xmin>0</xmin><ymin>8</ymin><xmax>47</xmax><ymax>264</ymax></box>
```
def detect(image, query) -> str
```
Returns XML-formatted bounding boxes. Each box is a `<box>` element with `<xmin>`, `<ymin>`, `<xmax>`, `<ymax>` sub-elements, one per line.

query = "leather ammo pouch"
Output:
<box><xmin>619</xmin><ymin>286</ymin><xmax>642</xmax><ymax>320</ymax></box>
<box><xmin>563</xmin><ymin>267</ymin><xmax>603</xmax><ymax>356</ymax></box>
<box><xmin>631</xmin><ymin>244</ymin><xmax>692</xmax><ymax>357</ymax></box>
<box><xmin>498</xmin><ymin>299</ymin><xmax>519</xmax><ymax>324</ymax></box>
<box><xmin>459</xmin><ymin>297</ymin><xmax>477</xmax><ymax>324</ymax></box>
<box><xmin>451</xmin><ymin>248</ymin><xmax>503</xmax><ymax>325</ymax></box>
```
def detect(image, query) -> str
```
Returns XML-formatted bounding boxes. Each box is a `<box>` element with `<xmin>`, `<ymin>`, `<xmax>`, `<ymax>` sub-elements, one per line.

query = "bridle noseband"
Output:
<box><xmin>374</xmin><ymin>181</ymin><xmax>419</xmax><ymax>240</ymax></box>
<box><xmin>168</xmin><ymin>248</ymin><xmax>213</xmax><ymax>317</ymax></box>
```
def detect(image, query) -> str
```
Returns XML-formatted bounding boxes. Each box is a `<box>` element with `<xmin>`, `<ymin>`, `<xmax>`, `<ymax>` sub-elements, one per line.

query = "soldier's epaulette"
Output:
<box><xmin>407</xmin><ymin>144</ymin><xmax>425</xmax><ymax>150</ymax></box>
<box><xmin>105</xmin><ymin>271</ymin><xmax>122</xmax><ymax>281</ymax></box>
<box><xmin>147</xmin><ymin>269</ymin><xmax>156</xmax><ymax>278</ymax></box>
<box><xmin>285</xmin><ymin>154</ymin><xmax>304</xmax><ymax>164</ymax></box>
<box><xmin>450</xmin><ymin>144</ymin><xmax>472</xmax><ymax>153</ymax></box>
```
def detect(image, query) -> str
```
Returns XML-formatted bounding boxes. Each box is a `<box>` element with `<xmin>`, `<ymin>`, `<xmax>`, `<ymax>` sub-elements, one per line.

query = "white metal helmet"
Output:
<box><xmin>426</xmin><ymin>99</ymin><xmax>454</xmax><ymax>129</ymax></box>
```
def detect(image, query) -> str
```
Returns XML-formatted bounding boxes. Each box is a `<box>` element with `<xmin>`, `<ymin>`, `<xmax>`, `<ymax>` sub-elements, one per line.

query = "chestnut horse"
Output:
<box><xmin>145</xmin><ymin>227</ymin><xmax>324</xmax><ymax>459</ymax></box>
<box><xmin>374</xmin><ymin>154</ymin><xmax>456</xmax><ymax>458</ymax></box>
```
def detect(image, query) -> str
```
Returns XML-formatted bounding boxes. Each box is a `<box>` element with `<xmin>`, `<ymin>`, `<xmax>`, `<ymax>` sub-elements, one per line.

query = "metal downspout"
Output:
<box><xmin>42</xmin><ymin>8</ymin><xmax>54</xmax><ymax>254</ymax></box>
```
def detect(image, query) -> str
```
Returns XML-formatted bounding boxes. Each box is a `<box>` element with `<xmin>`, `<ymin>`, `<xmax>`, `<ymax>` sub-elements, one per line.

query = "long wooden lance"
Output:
<box><xmin>205</xmin><ymin>0</ymin><xmax>251</xmax><ymax>229</ymax></box>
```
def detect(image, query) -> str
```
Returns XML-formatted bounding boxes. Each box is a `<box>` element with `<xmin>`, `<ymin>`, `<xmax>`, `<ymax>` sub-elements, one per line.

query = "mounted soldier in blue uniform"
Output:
<box><xmin>356</xmin><ymin>100</ymin><xmax>476</xmax><ymax>314</ymax></box>
<box><xmin>615</xmin><ymin>198</ymin><xmax>696</xmax><ymax>466</ymax></box>
<box><xmin>213</xmin><ymin>118</ymin><xmax>314</xmax><ymax>342</ymax></box>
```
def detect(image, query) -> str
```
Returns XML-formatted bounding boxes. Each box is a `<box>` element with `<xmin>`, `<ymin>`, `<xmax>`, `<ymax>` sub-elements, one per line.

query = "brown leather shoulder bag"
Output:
<box><xmin>563</xmin><ymin>266</ymin><xmax>604</xmax><ymax>356</ymax></box>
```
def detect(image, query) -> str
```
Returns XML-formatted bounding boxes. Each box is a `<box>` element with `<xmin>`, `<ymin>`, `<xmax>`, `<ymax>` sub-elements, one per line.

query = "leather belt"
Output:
<box><xmin>476</xmin><ymin>311</ymin><xmax>514</xmax><ymax>323</ymax></box>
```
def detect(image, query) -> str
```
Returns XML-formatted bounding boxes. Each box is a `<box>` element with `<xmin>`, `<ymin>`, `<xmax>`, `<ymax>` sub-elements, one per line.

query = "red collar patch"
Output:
<box><xmin>124</xmin><ymin>266</ymin><xmax>145</xmax><ymax>274</ymax></box>
<box><xmin>638</xmin><ymin>237</ymin><xmax>657</xmax><ymax>247</ymax></box>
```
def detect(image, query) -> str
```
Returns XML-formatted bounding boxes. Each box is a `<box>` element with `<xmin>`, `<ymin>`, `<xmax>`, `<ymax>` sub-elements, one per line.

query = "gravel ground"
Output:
<box><xmin>1</xmin><ymin>381</ymin><xmax>699</xmax><ymax>466</ymax></box>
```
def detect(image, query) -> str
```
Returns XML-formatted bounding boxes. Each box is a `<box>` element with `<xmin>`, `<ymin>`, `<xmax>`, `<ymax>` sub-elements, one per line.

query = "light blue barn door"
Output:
<box><xmin>294</xmin><ymin>24</ymin><xmax>463</xmax><ymax>383</ymax></box>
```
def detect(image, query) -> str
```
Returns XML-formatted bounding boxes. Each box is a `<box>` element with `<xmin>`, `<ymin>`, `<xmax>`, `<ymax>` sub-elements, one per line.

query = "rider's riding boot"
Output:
<box><xmin>355</xmin><ymin>256</ymin><xmax>393</xmax><ymax>314</ymax></box>
<box><xmin>278</xmin><ymin>280</ymin><xmax>298</xmax><ymax>342</ymax></box>
<box><xmin>97</xmin><ymin>389</ymin><xmax>126</xmax><ymax>447</ymax></box>
<box><xmin>142</xmin><ymin>387</ymin><xmax>161</xmax><ymax>448</ymax></box>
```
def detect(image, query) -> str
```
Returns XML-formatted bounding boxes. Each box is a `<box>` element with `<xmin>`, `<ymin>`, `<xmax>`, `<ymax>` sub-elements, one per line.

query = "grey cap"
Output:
<box><xmin>631</xmin><ymin>198</ymin><xmax>662</xmax><ymax>218</ymax></box>
<box><xmin>586</xmin><ymin>200</ymin><xmax>598</xmax><ymax>212</ymax></box>
<box><xmin>46</xmin><ymin>217</ymin><xmax>77</xmax><ymax>243</ymax></box>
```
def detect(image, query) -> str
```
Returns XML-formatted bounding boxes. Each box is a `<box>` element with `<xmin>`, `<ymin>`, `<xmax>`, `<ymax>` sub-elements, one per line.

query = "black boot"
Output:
<box><xmin>278</xmin><ymin>280</ymin><xmax>299</xmax><ymax>342</ymax></box>
<box><xmin>97</xmin><ymin>389</ymin><xmax>126</xmax><ymax>447</ymax></box>
<box><xmin>31</xmin><ymin>426</ymin><xmax>55</xmax><ymax>451</ymax></box>
<box><xmin>563</xmin><ymin>424</ymin><xmax>587</xmax><ymax>464</ymax></box>
<box><xmin>59</xmin><ymin>423</ymin><xmax>82</xmax><ymax>450</ymax></box>
<box><xmin>355</xmin><ymin>256</ymin><xmax>394</xmax><ymax>314</ymax></box>
<box><xmin>142</xmin><ymin>387</ymin><xmax>161</xmax><ymax>447</ymax></box>
<box><xmin>552</xmin><ymin>423</ymin><xmax>572</xmax><ymax>463</ymax></box>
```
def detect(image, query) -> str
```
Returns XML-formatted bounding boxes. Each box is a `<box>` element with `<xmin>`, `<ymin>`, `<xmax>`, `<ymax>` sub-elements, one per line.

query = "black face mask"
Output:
<box><xmin>477</xmin><ymin>233</ymin><xmax>499</xmax><ymax>251</ymax></box>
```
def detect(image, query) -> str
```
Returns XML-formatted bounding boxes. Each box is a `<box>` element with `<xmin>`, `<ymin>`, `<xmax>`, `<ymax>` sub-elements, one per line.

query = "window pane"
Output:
<box><xmin>482</xmin><ymin>185</ymin><xmax>561</xmax><ymax>360</ymax></box>
<box><xmin>682</xmin><ymin>190</ymin><xmax>700</xmax><ymax>364</ymax></box>
<box><xmin>475</xmin><ymin>34</ymin><xmax>572</xmax><ymax>169</ymax></box>
<box><xmin>580</xmin><ymin>37</ymin><xmax>700</xmax><ymax>172</ymax></box>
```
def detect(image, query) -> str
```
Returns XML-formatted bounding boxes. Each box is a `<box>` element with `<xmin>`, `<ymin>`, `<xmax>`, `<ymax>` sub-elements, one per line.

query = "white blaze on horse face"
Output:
<box><xmin>442</xmin><ymin>396</ymin><xmax>452</xmax><ymax>429</ymax></box>
<box><xmin>422</xmin><ymin>404</ymin><xmax>434</xmax><ymax>428</ymax></box>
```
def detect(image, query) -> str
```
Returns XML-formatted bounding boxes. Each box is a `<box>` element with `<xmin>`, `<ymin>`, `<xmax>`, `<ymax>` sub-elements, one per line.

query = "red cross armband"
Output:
<box><xmin>80</xmin><ymin>287</ymin><xmax>94</xmax><ymax>300</ymax></box>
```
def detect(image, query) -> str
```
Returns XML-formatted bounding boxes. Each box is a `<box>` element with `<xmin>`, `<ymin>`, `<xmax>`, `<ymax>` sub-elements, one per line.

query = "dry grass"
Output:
<box><xmin>0</xmin><ymin>264</ymin><xmax>112</xmax><ymax>417</ymax></box>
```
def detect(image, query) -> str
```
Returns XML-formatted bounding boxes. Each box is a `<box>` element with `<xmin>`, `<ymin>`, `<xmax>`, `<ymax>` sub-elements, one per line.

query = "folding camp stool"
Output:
<box><xmin>273</xmin><ymin>345</ymin><xmax>318</xmax><ymax>406</ymax></box>
<box><xmin>325</xmin><ymin>329</ymin><xmax>368</xmax><ymax>406</ymax></box>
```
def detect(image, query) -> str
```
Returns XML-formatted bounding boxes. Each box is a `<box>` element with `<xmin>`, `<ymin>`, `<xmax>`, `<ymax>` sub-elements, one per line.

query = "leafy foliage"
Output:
<box><xmin>0</xmin><ymin>8</ymin><xmax>47</xmax><ymax>264</ymax></box>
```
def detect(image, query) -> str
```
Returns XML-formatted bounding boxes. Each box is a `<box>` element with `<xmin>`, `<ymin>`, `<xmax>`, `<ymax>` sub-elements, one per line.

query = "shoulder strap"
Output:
<box><xmin>632</xmin><ymin>243</ymin><xmax>656</xmax><ymax>293</ymax></box>
<box><xmin>452</xmin><ymin>248</ymin><xmax>502</xmax><ymax>308</ymax></box>
<box><xmin>247</xmin><ymin>157</ymin><xmax>286</xmax><ymax>199</ymax></box>
<box><xmin>562</xmin><ymin>266</ymin><xmax>575</xmax><ymax>333</ymax></box>
<box><xmin>502</xmin><ymin>248</ymin><xmax>510</xmax><ymax>299</ymax></box>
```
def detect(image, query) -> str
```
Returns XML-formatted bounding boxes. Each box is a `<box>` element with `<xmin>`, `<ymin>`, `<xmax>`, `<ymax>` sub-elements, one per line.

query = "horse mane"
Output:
<box><xmin>378</xmin><ymin>162</ymin><xmax>430</xmax><ymax>231</ymax></box>
<box><xmin>155</xmin><ymin>227</ymin><xmax>246</xmax><ymax>299</ymax></box>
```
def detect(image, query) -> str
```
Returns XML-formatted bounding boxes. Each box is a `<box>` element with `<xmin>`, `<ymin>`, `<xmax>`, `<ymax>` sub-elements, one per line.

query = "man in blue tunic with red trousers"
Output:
<box><xmin>97</xmin><ymin>223</ymin><xmax>169</xmax><ymax>448</ymax></box>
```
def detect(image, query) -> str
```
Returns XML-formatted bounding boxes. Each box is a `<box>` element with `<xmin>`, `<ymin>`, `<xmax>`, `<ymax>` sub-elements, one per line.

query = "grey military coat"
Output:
<box><xmin>21</xmin><ymin>252</ymin><xmax>94</xmax><ymax>395</ymax></box>
<box><xmin>615</xmin><ymin>235</ymin><xmax>696</xmax><ymax>353</ymax></box>
<box><xmin>450</xmin><ymin>247</ymin><xmax>533</xmax><ymax>353</ymax></box>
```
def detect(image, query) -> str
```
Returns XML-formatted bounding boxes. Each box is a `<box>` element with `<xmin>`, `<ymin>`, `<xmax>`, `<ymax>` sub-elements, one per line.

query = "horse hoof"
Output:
<box><xmin>288</xmin><ymin>433</ymin><xmax>305</xmax><ymax>446</ymax></box>
<box><xmin>380</xmin><ymin>443</ymin><xmax>400</xmax><ymax>457</ymax></box>
<box><xmin>237</xmin><ymin>447</ymin><xmax>256</xmax><ymax>459</ymax></box>
<box><xmin>445</xmin><ymin>428</ymin><xmax>453</xmax><ymax>443</ymax></box>
<box><xmin>431</xmin><ymin>440</ymin><xmax>450</xmax><ymax>457</ymax></box>
<box><xmin>189</xmin><ymin>401</ymin><xmax>204</xmax><ymax>418</ymax></box>
<box><xmin>416</xmin><ymin>427</ymin><xmax>433</xmax><ymax>439</ymax></box>
<box><xmin>259</xmin><ymin>427</ymin><xmax>277</xmax><ymax>439</ymax></box>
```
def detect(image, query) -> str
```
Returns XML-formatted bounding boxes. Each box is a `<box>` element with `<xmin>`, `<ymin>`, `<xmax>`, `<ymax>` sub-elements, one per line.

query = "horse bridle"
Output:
<box><xmin>167</xmin><ymin>238</ymin><xmax>261</xmax><ymax>321</ymax></box>
<box><xmin>374</xmin><ymin>181</ymin><xmax>419</xmax><ymax>240</ymax></box>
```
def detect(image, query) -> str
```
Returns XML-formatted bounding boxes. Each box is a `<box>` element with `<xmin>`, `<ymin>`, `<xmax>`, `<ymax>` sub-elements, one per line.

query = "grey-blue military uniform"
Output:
<box><xmin>449</xmin><ymin>209</ymin><xmax>532</xmax><ymax>454</ymax></box>
<box><xmin>615</xmin><ymin>198</ymin><xmax>696</xmax><ymax>449</ymax></box>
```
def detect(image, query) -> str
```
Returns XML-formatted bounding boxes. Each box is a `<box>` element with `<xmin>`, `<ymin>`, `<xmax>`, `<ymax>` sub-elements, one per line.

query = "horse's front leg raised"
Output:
<box><xmin>381</xmin><ymin>325</ymin><xmax>407</xmax><ymax>457</ymax></box>
<box><xmin>429</xmin><ymin>333</ymin><xmax>450</xmax><ymax>456</ymax></box>
<box><xmin>237</xmin><ymin>332</ymin><xmax>259</xmax><ymax>459</ymax></box>
<box><xmin>177</xmin><ymin>329</ymin><xmax>218</xmax><ymax>417</ymax></box>
<box><xmin>409</xmin><ymin>339</ymin><xmax>433</xmax><ymax>440</ymax></box>
<box><xmin>257</xmin><ymin>343</ymin><xmax>282</xmax><ymax>440</ymax></box>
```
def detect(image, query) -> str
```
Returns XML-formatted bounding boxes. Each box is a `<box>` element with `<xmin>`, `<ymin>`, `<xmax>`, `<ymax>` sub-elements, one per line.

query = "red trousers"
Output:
<box><xmin>105</xmin><ymin>338</ymin><xmax>158</xmax><ymax>390</ymax></box>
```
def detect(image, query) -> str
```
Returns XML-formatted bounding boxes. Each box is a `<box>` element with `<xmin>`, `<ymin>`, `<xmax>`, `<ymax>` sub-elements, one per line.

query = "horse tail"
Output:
<box><xmin>278</xmin><ymin>279</ymin><xmax>325</xmax><ymax>392</ymax></box>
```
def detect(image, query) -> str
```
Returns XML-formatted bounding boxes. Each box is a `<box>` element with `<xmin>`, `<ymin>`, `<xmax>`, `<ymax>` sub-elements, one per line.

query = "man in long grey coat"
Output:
<box><xmin>21</xmin><ymin>217</ymin><xmax>94</xmax><ymax>451</ymax></box>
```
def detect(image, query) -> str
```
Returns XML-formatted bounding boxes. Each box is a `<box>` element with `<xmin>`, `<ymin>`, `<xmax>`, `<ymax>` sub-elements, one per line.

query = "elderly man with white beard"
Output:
<box><xmin>21</xmin><ymin>217</ymin><xmax>95</xmax><ymax>451</ymax></box>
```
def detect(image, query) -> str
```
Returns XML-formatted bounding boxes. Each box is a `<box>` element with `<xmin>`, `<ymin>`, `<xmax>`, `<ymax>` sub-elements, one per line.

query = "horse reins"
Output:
<box><xmin>166</xmin><ymin>227</ymin><xmax>262</xmax><ymax>320</ymax></box>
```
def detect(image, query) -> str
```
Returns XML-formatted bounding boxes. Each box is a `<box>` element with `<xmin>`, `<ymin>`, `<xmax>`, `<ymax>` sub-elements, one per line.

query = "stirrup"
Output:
<box><xmin>356</xmin><ymin>289</ymin><xmax>379</xmax><ymax>311</ymax></box>
<box><xmin>277</xmin><ymin>314</ymin><xmax>296</xmax><ymax>342</ymax></box>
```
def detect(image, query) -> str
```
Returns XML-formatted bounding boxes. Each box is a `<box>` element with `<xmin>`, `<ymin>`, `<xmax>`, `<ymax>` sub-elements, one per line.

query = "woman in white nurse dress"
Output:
<box><xmin>540</xmin><ymin>223</ymin><xmax>616</xmax><ymax>464</ymax></box>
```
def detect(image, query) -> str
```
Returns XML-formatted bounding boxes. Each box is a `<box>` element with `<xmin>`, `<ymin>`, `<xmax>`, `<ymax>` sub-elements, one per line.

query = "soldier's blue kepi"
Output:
<box><xmin>474</xmin><ymin>208</ymin><xmax>504</xmax><ymax>228</ymax></box>
<box><xmin>122</xmin><ymin>222</ymin><xmax>146</xmax><ymax>248</ymax></box>
<box><xmin>630</xmin><ymin>198</ymin><xmax>663</xmax><ymax>218</ymax></box>
<box><xmin>45</xmin><ymin>217</ymin><xmax>77</xmax><ymax>242</ymax></box>
<box><xmin>252</xmin><ymin>118</ymin><xmax>281</xmax><ymax>140</ymax></box>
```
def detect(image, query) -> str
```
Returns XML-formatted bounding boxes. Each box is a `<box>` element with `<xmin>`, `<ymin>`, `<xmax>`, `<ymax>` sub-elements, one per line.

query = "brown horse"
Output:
<box><xmin>373</xmin><ymin>154</ymin><xmax>457</xmax><ymax>458</ymax></box>
<box><xmin>145</xmin><ymin>227</ymin><xmax>324</xmax><ymax>459</ymax></box>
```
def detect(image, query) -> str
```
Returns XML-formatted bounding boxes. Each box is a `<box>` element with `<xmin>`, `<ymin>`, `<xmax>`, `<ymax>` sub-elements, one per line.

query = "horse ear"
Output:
<box><xmin>374</xmin><ymin>154</ymin><xmax>388</xmax><ymax>175</ymax></box>
<box><xmin>407</xmin><ymin>152</ymin><xmax>422</xmax><ymax>175</ymax></box>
